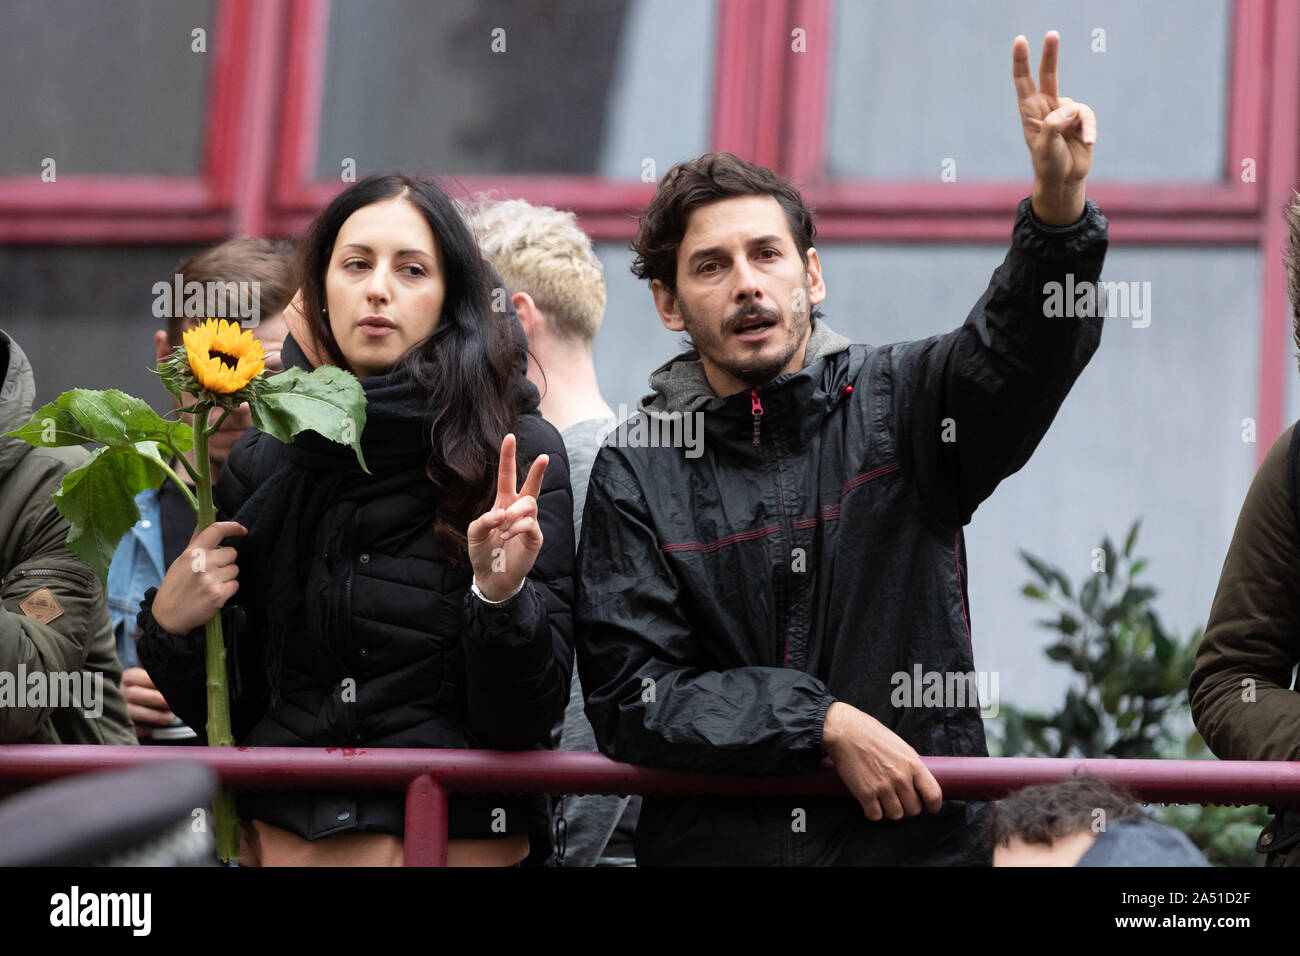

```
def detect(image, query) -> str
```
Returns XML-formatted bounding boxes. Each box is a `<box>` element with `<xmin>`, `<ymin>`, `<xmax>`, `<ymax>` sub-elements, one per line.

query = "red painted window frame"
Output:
<box><xmin>0</xmin><ymin>0</ymin><xmax>1273</xmax><ymax>244</ymax></box>
<box><xmin>0</xmin><ymin>0</ymin><xmax>284</xmax><ymax>243</ymax></box>
<box><xmin>785</xmin><ymin>0</ymin><xmax>1272</xmax><ymax>245</ymax></box>
<box><xmin>0</xmin><ymin>0</ymin><xmax>1292</xmax><ymax>455</ymax></box>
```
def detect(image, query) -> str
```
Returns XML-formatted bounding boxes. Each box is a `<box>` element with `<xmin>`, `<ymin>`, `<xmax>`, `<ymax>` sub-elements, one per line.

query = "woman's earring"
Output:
<box><xmin>322</xmin><ymin>306</ymin><xmax>328</xmax><ymax>314</ymax></box>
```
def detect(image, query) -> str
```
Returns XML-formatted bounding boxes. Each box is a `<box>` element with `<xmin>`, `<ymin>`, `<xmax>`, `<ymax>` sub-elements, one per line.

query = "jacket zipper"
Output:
<box><xmin>750</xmin><ymin>388</ymin><xmax>796</xmax><ymax>669</ymax></box>
<box><xmin>748</xmin><ymin>386</ymin><xmax>795</xmax><ymax>864</ymax></box>
<box><xmin>9</xmin><ymin>567</ymin><xmax>96</xmax><ymax>590</ymax></box>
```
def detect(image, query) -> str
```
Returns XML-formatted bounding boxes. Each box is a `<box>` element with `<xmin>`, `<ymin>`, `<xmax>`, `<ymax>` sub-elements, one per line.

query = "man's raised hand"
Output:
<box><xmin>1013</xmin><ymin>30</ymin><xmax>1096</xmax><ymax>225</ymax></box>
<box><xmin>467</xmin><ymin>433</ymin><xmax>549</xmax><ymax>602</ymax></box>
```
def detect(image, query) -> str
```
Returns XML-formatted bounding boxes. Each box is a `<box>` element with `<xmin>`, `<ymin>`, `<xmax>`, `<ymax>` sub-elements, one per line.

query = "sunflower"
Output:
<box><xmin>183</xmin><ymin>319</ymin><xmax>266</xmax><ymax>394</ymax></box>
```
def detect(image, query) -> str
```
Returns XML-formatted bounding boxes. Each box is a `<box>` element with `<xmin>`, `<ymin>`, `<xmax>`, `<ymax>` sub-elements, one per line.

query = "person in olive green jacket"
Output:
<box><xmin>0</xmin><ymin>329</ymin><xmax>134</xmax><ymax>745</ymax></box>
<box><xmin>1189</xmin><ymin>196</ymin><xmax>1300</xmax><ymax>867</ymax></box>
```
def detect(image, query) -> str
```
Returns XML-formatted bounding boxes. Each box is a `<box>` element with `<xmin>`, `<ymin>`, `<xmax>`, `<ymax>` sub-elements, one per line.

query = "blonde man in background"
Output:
<box><xmin>463</xmin><ymin>197</ymin><xmax>631</xmax><ymax>866</ymax></box>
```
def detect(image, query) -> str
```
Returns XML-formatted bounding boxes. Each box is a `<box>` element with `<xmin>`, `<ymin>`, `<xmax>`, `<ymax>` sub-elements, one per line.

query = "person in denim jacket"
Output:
<box><xmin>108</xmin><ymin>239</ymin><xmax>291</xmax><ymax>738</ymax></box>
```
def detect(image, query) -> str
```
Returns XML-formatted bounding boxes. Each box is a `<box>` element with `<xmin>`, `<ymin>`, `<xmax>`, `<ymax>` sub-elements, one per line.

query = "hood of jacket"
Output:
<box><xmin>1076</xmin><ymin>817</ymin><xmax>1211</xmax><ymax>867</ymax></box>
<box><xmin>0</xmin><ymin>330</ymin><xmax>38</xmax><ymax>480</ymax></box>
<box><xmin>639</xmin><ymin>319</ymin><xmax>852</xmax><ymax>416</ymax></box>
<box><xmin>632</xmin><ymin>320</ymin><xmax>856</xmax><ymax>459</ymax></box>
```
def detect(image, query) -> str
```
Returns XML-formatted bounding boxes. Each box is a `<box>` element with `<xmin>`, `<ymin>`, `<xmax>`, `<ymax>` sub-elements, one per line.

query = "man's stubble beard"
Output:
<box><xmin>678</xmin><ymin>273</ymin><xmax>814</xmax><ymax>390</ymax></box>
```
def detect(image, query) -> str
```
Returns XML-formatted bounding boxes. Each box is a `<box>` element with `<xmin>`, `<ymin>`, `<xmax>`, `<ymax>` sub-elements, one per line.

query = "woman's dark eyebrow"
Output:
<box><xmin>339</xmin><ymin>242</ymin><xmax>433</xmax><ymax>260</ymax></box>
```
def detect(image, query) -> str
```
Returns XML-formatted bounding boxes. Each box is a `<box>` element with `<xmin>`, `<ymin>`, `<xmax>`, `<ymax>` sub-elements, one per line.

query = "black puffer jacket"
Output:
<box><xmin>137</xmin><ymin>334</ymin><xmax>574</xmax><ymax>861</ymax></box>
<box><xmin>575</xmin><ymin>198</ymin><xmax>1108</xmax><ymax>866</ymax></box>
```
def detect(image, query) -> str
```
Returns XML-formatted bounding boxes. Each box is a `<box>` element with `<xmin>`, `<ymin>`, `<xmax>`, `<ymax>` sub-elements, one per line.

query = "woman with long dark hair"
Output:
<box><xmin>137</xmin><ymin>174</ymin><xmax>574</xmax><ymax>866</ymax></box>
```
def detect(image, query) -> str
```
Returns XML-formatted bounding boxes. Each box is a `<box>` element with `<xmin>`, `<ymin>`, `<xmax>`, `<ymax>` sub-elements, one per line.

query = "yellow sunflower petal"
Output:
<box><xmin>182</xmin><ymin>317</ymin><xmax>266</xmax><ymax>393</ymax></box>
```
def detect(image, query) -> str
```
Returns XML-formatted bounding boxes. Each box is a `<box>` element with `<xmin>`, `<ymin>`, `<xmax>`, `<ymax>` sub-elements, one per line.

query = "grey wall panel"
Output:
<box><xmin>0</xmin><ymin>246</ymin><xmax>202</xmax><ymax>413</ymax></box>
<box><xmin>827</xmin><ymin>0</ymin><xmax>1230</xmax><ymax>183</ymax></box>
<box><xmin>590</xmin><ymin>241</ymin><xmax>689</xmax><ymax>417</ymax></box>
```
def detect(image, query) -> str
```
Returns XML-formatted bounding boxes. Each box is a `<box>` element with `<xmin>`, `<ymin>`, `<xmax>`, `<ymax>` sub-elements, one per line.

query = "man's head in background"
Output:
<box><xmin>989</xmin><ymin>775</ymin><xmax>1142</xmax><ymax>866</ymax></box>
<box><xmin>153</xmin><ymin>237</ymin><xmax>293</xmax><ymax>474</ymax></box>
<box><xmin>989</xmin><ymin>774</ymin><xmax>1209</xmax><ymax>867</ymax></box>
<box><xmin>461</xmin><ymin>197</ymin><xmax>607</xmax><ymax>387</ymax></box>
<box><xmin>631</xmin><ymin>152</ymin><xmax>826</xmax><ymax>398</ymax></box>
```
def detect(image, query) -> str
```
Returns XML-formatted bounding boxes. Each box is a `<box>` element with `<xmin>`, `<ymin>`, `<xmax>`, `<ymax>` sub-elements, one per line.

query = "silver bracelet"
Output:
<box><xmin>471</xmin><ymin>577</ymin><xmax>524</xmax><ymax>605</ymax></box>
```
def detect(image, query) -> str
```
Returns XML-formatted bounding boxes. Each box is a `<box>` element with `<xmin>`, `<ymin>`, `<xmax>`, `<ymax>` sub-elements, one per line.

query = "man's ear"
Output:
<box><xmin>511</xmin><ymin>291</ymin><xmax>542</xmax><ymax>343</ymax></box>
<box><xmin>805</xmin><ymin>248</ymin><xmax>827</xmax><ymax>306</ymax></box>
<box><xmin>153</xmin><ymin>329</ymin><xmax>171</xmax><ymax>362</ymax></box>
<box><xmin>651</xmin><ymin>279</ymin><xmax>686</xmax><ymax>333</ymax></box>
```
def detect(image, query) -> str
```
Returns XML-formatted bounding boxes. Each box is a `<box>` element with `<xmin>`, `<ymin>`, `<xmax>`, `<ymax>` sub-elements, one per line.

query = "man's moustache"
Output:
<box><xmin>724</xmin><ymin>305</ymin><xmax>782</xmax><ymax>332</ymax></box>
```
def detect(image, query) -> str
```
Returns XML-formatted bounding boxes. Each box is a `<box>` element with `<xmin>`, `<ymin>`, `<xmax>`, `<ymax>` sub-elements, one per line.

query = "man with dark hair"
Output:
<box><xmin>109</xmin><ymin>237</ymin><xmax>291</xmax><ymax>741</ymax></box>
<box><xmin>574</xmin><ymin>33</ymin><xmax>1108</xmax><ymax>865</ymax></box>
<box><xmin>989</xmin><ymin>776</ymin><xmax>1208</xmax><ymax>866</ymax></box>
<box><xmin>1189</xmin><ymin>192</ymin><xmax>1300</xmax><ymax>866</ymax></box>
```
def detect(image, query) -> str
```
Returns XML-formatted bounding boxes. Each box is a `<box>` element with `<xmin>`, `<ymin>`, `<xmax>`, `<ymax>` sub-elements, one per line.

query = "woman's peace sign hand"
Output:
<box><xmin>467</xmin><ymin>433</ymin><xmax>549</xmax><ymax>602</ymax></box>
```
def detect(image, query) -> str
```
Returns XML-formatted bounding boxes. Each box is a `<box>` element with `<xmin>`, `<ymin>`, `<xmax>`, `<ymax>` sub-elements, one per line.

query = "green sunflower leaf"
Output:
<box><xmin>250</xmin><ymin>365</ymin><xmax>369</xmax><ymax>474</ymax></box>
<box><xmin>4</xmin><ymin>388</ymin><xmax>192</xmax><ymax>453</ymax></box>
<box><xmin>54</xmin><ymin>442</ymin><xmax>170</xmax><ymax>583</ymax></box>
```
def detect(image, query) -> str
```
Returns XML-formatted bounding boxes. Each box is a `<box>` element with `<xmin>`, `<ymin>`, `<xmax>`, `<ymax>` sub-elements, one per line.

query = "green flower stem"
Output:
<box><xmin>193</xmin><ymin>404</ymin><xmax>240</xmax><ymax>863</ymax></box>
<box><xmin>172</xmin><ymin>451</ymin><xmax>204</xmax><ymax>488</ymax></box>
<box><xmin>208</xmin><ymin>407</ymin><xmax>233</xmax><ymax>435</ymax></box>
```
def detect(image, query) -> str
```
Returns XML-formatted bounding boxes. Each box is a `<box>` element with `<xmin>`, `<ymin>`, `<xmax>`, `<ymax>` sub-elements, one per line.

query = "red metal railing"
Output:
<box><xmin>2</xmin><ymin>746</ymin><xmax>1298</xmax><ymax>866</ymax></box>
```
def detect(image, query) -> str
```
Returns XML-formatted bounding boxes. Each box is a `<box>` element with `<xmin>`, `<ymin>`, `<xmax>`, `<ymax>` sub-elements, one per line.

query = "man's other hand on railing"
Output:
<box><xmin>823</xmin><ymin>702</ymin><xmax>944</xmax><ymax>822</ymax></box>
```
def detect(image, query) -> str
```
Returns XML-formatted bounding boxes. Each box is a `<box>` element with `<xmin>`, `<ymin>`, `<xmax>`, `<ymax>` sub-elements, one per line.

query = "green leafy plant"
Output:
<box><xmin>4</xmin><ymin>319</ymin><xmax>368</xmax><ymax>862</ymax></box>
<box><xmin>988</xmin><ymin>520</ymin><xmax>1270</xmax><ymax>866</ymax></box>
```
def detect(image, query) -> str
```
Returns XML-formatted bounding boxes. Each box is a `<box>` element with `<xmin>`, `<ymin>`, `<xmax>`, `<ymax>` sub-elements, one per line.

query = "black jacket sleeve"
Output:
<box><xmin>891</xmin><ymin>197</ymin><xmax>1108</xmax><ymax>529</ymax></box>
<box><xmin>575</xmin><ymin>455</ymin><xmax>835</xmax><ymax>775</ymax></box>
<box><xmin>135</xmin><ymin>590</ymin><xmax>265</xmax><ymax>741</ymax></box>
<box><xmin>460</xmin><ymin>415</ymin><xmax>574</xmax><ymax>749</ymax></box>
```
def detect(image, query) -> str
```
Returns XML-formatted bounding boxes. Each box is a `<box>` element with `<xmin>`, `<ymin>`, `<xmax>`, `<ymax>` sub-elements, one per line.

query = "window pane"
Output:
<box><xmin>0</xmin><ymin>0</ymin><xmax>214</xmax><ymax>176</ymax></box>
<box><xmin>315</xmin><ymin>0</ymin><xmax>716</xmax><ymax>179</ymax></box>
<box><xmin>826</xmin><ymin>0</ymin><xmax>1230</xmax><ymax>182</ymax></box>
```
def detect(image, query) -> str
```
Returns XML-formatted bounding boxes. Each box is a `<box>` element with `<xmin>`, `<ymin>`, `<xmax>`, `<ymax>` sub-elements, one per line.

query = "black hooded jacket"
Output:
<box><xmin>574</xmin><ymin>197</ymin><xmax>1108</xmax><ymax>865</ymax></box>
<box><xmin>136</xmin><ymin>331</ymin><xmax>574</xmax><ymax>860</ymax></box>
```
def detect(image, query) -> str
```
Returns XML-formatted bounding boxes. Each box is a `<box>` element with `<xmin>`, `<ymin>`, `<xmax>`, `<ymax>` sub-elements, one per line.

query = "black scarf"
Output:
<box><xmin>233</xmin><ymin>361</ymin><xmax>431</xmax><ymax>707</ymax></box>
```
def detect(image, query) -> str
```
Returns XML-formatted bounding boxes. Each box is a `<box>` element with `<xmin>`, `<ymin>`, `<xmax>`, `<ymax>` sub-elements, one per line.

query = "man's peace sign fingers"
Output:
<box><xmin>1037</xmin><ymin>30</ymin><xmax>1060</xmax><ymax>100</ymax></box>
<box><xmin>1012</xmin><ymin>34</ymin><xmax>1036</xmax><ymax>101</ymax></box>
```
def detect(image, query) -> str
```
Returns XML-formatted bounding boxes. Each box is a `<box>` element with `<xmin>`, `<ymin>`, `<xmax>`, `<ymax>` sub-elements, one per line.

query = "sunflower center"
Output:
<box><xmin>209</xmin><ymin>348</ymin><xmax>241</xmax><ymax>370</ymax></box>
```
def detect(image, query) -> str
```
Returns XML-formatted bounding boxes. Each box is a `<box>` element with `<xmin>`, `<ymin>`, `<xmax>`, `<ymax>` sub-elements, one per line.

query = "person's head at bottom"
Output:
<box><xmin>989</xmin><ymin>775</ymin><xmax>1209</xmax><ymax>867</ymax></box>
